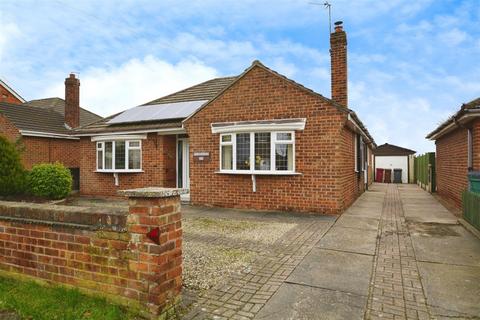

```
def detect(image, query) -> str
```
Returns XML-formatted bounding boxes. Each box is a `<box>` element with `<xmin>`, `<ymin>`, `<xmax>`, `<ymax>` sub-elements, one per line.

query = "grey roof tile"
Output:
<box><xmin>0</xmin><ymin>102</ymin><xmax>71</xmax><ymax>134</ymax></box>
<box><xmin>24</xmin><ymin>97</ymin><xmax>102</xmax><ymax>126</ymax></box>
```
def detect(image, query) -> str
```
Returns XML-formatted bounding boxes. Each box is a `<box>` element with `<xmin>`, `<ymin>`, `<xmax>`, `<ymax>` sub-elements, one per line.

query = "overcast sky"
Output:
<box><xmin>1</xmin><ymin>0</ymin><xmax>479</xmax><ymax>153</ymax></box>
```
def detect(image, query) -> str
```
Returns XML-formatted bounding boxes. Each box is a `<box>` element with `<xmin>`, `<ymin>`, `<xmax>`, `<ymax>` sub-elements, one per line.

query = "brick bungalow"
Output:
<box><xmin>0</xmin><ymin>74</ymin><xmax>102</xmax><ymax>190</ymax></box>
<box><xmin>75</xmin><ymin>22</ymin><xmax>376</xmax><ymax>214</ymax></box>
<box><xmin>426</xmin><ymin>97</ymin><xmax>480</xmax><ymax>209</ymax></box>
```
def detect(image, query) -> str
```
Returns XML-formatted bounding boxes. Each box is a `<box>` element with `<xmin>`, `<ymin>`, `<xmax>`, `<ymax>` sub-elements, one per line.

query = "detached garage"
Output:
<box><xmin>374</xmin><ymin>143</ymin><xmax>416</xmax><ymax>183</ymax></box>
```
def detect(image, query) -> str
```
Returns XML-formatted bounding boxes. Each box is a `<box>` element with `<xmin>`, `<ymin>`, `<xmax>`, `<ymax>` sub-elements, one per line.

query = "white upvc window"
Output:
<box><xmin>96</xmin><ymin>140</ymin><xmax>142</xmax><ymax>172</ymax></box>
<box><xmin>219</xmin><ymin>131</ymin><xmax>296</xmax><ymax>174</ymax></box>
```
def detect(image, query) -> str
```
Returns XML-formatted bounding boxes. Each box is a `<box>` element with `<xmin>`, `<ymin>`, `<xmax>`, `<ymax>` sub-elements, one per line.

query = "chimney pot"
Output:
<box><xmin>334</xmin><ymin>21</ymin><xmax>343</xmax><ymax>32</ymax></box>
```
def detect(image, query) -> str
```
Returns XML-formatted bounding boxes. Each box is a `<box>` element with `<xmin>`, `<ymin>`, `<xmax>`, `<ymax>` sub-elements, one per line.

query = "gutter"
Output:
<box><xmin>72</xmin><ymin>127</ymin><xmax>185</xmax><ymax>137</ymax></box>
<box><xmin>347</xmin><ymin>114</ymin><xmax>374</xmax><ymax>145</ymax></box>
<box><xmin>19</xmin><ymin>130</ymin><xmax>79</xmax><ymax>140</ymax></box>
<box><xmin>427</xmin><ymin>110</ymin><xmax>480</xmax><ymax>140</ymax></box>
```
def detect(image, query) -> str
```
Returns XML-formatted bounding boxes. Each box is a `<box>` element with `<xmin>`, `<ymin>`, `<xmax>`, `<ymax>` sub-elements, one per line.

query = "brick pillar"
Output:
<box><xmin>119</xmin><ymin>187</ymin><xmax>185</xmax><ymax>316</ymax></box>
<box><xmin>330</xmin><ymin>21</ymin><xmax>348</xmax><ymax>107</ymax></box>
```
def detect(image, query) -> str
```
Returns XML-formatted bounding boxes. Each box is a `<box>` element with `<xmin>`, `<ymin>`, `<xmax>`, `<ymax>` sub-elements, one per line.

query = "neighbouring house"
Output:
<box><xmin>0</xmin><ymin>74</ymin><xmax>102</xmax><ymax>190</ymax></box>
<box><xmin>373</xmin><ymin>143</ymin><xmax>415</xmax><ymax>184</ymax></box>
<box><xmin>75</xmin><ymin>21</ymin><xmax>376</xmax><ymax>214</ymax></box>
<box><xmin>426</xmin><ymin>97</ymin><xmax>480</xmax><ymax>209</ymax></box>
<box><xmin>0</xmin><ymin>78</ymin><xmax>25</xmax><ymax>104</ymax></box>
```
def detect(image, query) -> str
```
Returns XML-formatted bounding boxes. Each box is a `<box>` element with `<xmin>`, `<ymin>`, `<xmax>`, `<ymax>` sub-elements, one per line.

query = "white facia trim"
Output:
<box><xmin>19</xmin><ymin>130</ymin><xmax>79</xmax><ymax>140</ymax></box>
<box><xmin>211</xmin><ymin>118</ymin><xmax>306</xmax><ymax>134</ymax></box>
<box><xmin>91</xmin><ymin>134</ymin><xmax>147</xmax><ymax>142</ymax></box>
<box><xmin>74</xmin><ymin>127</ymin><xmax>184</xmax><ymax>137</ymax></box>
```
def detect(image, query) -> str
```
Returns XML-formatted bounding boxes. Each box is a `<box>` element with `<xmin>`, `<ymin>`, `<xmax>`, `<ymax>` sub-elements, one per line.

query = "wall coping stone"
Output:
<box><xmin>118</xmin><ymin>187</ymin><xmax>188</xmax><ymax>198</ymax></box>
<box><xmin>0</xmin><ymin>201</ymin><xmax>127</xmax><ymax>231</ymax></box>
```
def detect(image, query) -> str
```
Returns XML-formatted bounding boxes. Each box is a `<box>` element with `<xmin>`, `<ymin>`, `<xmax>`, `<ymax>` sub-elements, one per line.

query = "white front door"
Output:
<box><xmin>177</xmin><ymin>138</ymin><xmax>190</xmax><ymax>189</ymax></box>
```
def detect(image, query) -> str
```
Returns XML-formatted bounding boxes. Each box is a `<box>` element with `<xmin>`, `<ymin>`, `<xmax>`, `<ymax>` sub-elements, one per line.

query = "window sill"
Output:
<box><xmin>215</xmin><ymin>171</ymin><xmax>302</xmax><ymax>176</ymax></box>
<box><xmin>95</xmin><ymin>170</ymin><xmax>144</xmax><ymax>173</ymax></box>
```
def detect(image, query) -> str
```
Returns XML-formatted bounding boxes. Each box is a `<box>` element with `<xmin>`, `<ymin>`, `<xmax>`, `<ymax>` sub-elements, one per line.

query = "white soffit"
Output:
<box><xmin>108</xmin><ymin>100</ymin><xmax>208</xmax><ymax>124</ymax></box>
<box><xmin>211</xmin><ymin>118</ymin><xmax>306</xmax><ymax>133</ymax></box>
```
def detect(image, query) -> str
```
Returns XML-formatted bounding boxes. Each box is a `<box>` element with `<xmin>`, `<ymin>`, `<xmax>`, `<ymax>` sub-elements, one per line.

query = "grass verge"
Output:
<box><xmin>0</xmin><ymin>275</ymin><xmax>144</xmax><ymax>320</ymax></box>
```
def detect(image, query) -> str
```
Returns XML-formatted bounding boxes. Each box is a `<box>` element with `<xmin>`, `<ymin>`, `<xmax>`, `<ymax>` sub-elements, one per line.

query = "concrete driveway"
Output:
<box><xmin>255</xmin><ymin>184</ymin><xmax>480</xmax><ymax>320</ymax></box>
<box><xmin>184</xmin><ymin>183</ymin><xmax>480</xmax><ymax>319</ymax></box>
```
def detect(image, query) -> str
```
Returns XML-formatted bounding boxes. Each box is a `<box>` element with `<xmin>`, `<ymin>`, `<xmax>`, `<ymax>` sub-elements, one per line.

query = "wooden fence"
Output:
<box><xmin>462</xmin><ymin>190</ymin><xmax>480</xmax><ymax>231</ymax></box>
<box><xmin>414</xmin><ymin>152</ymin><xmax>436</xmax><ymax>192</ymax></box>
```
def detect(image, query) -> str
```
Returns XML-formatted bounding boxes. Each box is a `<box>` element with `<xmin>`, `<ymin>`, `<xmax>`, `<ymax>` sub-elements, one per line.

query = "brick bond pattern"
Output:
<box><xmin>184</xmin><ymin>219</ymin><xmax>333</xmax><ymax>320</ymax></box>
<box><xmin>0</xmin><ymin>113</ymin><xmax>80</xmax><ymax>170</ymax></box>
<box><xmin>435</xmin><ymin>118</ymin><xmax>480</xmax><ymax>211</ymax></box>
<box><xmin>365</xmin><ymin>185</ymin><xmax>432</xmax><ymax>320</ymax></box>
<box><xmin>0</xmin><ymin>194</ymin><xmax>182</xmax><ymax>316</ymax></box>
<box><xmin>79</xmin><ymin>134</ymin><xmax>177</xmax><ymax>197</ymax></box>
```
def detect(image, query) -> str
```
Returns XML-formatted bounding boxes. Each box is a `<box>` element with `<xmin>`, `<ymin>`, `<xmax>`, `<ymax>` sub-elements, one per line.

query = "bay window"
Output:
<box><xmin>220</xmin><ymin>132</ymin><xmax>295</xmax><ymax>174</ymax></box>
<box><xmin>96</xmin><ymin>140</ymin><xmax>142</xmax><ymax>172</ymax></box>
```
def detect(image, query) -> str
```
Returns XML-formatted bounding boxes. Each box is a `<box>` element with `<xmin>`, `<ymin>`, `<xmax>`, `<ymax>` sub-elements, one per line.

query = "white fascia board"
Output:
<box><xmin>19</xmin><ymin>130</ymin><xmax>79</xmax><ymax>140</ymax></box>
<box><xmin>74</xmin><ymin>127</ymin><xmax>184</xmax><ymax>137</ymax></box>
<box><xmin>347</xmin><ymin>114</ymin><xmax>370</xmax><ymax>142</ymax></box>
<box><xmin>211</xmin><ymin>119</ymin><xmax>306</xmax><ymax>134</ymax></box>
<box><xmin>91</xmin><ymin>134</ymin><xmax>148</xmax><ymax>142</ymax></box>
<box><xmin>427</xmin><ymin>112</ymin><xmax>480</xmax><ymax>140</ymax></box>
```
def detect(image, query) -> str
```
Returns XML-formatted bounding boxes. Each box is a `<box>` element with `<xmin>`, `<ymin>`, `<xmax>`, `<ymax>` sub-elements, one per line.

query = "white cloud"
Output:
<box><xmin>440</xmin><ymin>28</ymin><xmax>469</xmax><ymax>46</ymax></box>
<box><xmin>0</xmin><ymin>20</ymin><xmax>21</xmax><ymax>60</ymax></box>
<box><xmin>42</xmin><ymin>56</ymin><xmax>219</xmax><ymax>117</ymax></box>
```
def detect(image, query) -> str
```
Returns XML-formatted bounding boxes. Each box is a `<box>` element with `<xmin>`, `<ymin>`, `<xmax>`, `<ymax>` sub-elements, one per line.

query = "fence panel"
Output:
<box><xmin>462</xmin><ymin>191</ymin><xmax>480</xmax><ymax>231</ymax></box>
<box><xmin>415</xmin><ymin>152</ymin><xmax>436</xmax><ymax>192</ymax></box>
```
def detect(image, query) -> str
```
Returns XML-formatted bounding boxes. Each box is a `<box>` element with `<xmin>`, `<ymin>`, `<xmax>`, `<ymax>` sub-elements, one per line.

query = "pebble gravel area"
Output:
<box><xmin>181</xmin><ymin>206</ymin><xmax>336</xmax><ymax>319</ymax></box>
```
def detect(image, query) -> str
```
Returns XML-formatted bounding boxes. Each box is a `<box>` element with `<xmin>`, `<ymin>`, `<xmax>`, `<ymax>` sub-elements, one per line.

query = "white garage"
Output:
<box><xmin>374</xmin><ymin>143</ymin><xmax>416</xmax><ymax>183</ymax></box>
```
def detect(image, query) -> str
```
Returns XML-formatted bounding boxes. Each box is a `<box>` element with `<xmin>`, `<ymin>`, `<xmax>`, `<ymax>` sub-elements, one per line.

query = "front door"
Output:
<box><xmin>177</xmin><ymin>138</ymin><xmax>190</xmax><ymax>189</ymax></box>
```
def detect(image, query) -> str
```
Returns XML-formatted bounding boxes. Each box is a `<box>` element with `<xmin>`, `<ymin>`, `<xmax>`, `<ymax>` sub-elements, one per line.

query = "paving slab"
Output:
<box><xmin>316</xmin><ymin>226</ymin><xmax>378</xmax><ymax>255</ymax></box>
<box><xmin>418</xmin><ymin>261</ymin><xmax>480</xmax><ymax>318</ymax></box>
<box><xmin>254</xmin><ymin>282</ymin><xmax>365</xmax><ymax>320</ymax></box>
<box><xmin>409</xmin><ymin>223</ymin><xmax>480</xmax><ymax>267</ymax></box>
<box><xmin>334</xmin><ymin>215</ymin><xmax>380</xmax><ymax>231</ymax></box>
<box><xmin>287</xmin><ymin>248</ymin><xmax>373</xmax><ymax>296</ymax></box>
<box><xmin>343</xmin><ymin>205</ymin><xmax>383</xmax><ymax>218</ymax></box>
<box><xmin>399</xmin><ymin>191</ymin><xmax>457</xmax><ymax>224</ymax></box>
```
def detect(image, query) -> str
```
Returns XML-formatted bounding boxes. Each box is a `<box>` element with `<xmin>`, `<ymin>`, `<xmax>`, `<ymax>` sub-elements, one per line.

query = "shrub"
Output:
<box><xmin>0</xmin><ymin>135</ymin><xmax>27</xmax><ymax>195</ymax></box>
<box><xmin>28</xmin><ymin>163</ymin><xmax>72</xmax><ymax>199</ymax></box>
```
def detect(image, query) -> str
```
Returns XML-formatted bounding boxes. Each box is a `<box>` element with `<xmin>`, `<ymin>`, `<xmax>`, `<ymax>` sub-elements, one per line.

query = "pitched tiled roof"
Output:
<box><xmin>426</xmin><ymin>97</ymin><xmax>480</xmax><ymax>139</ymax></box>
<box><xmin>76</xmin><ymin>77</ymin><xmax>237</xmax><ymax>134</ymax></box>
<box><xmin>0</xmin><ymin>102</ymin><xmax>71</xmax><ymax>135</ymax></box>
<box><xmin>373</xmin><ymin>143</ymin><xmax>416</xmax><ymax>156</ymax></box>
<box><xmin>77</xmin><ymin>60</ymin><xmax>375</xmax><ymax>147</ymax></box>
<box><xmin>24</xmin><ymin>97</ymin><xmax>102</xmax><ymax>126</ymax></box>
<box><xmin>143</xmin><ymin>77</ymin><xmax>238</xmax><ymax>105</ymax></box>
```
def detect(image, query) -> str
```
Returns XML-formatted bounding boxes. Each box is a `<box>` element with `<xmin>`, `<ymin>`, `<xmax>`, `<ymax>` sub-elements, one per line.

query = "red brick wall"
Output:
<box><xmin>338</xmin><ymin>126</ymin><xmax>366</xmax><ymax>210</ymax></box>
<box><xmin>21</xmin><ymin>136</ymin><xmax>79</xmax><ymax>170</ymax></box>
<box><xmin>0</xmin><ymin>84</ymin><xmax>23</xmax><ymax>105</ymax></box>
<box><xmin>1</xmin><ymin>114</ymin><xmax>79</xmax><ymax>170</ymax></box>
<box><xmin>0</xmin><ymin>194</ymin><xmax>182</xmax><ymax>315</ymax></box>
<box><xmin>79</xmin><ymin>134</ymin><xmax>176</xmax><ymax>196</ymax></box>
<box><xmin>184</xmin><ymin>65</ymin><xmax>361</xmax><ymax>214</ymax></box>
<box><xmin>436</xmin><ymin>125</ymin><xmax>468</xmax><ymax>209</ymax></box>
<box><xmin>0</xmin><ymin>114</ymin><xmax>20</xmax><ymax>142</ymax></box>
<box><xmin>472</xmin><ymin>119</ymin><xmax>480</xmax><ymax>169</ymax></box>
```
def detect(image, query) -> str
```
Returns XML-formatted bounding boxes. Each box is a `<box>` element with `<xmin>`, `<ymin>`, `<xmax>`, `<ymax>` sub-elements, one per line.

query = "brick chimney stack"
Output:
<box><xmin>65</xmin><ymin>73</ymin><xmax>80</xmax><ymax>128</ymax></box>
<box><xmin>330</xmin><ymin>21</ymin><xmax>348</xmax><ymax>107</ymax></box>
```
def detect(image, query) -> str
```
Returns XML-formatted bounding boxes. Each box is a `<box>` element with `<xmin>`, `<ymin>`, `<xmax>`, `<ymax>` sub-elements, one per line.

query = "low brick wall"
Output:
<box><xmin>0</xmin><ymin>187</ymin><xmax>184</xmax><ymax>316</ymax></box>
